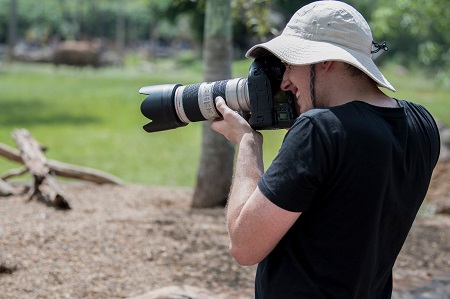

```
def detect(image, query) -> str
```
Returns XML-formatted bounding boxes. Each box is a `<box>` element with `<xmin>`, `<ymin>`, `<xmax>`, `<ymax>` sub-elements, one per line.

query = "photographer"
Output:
<box><xmin>211</xmin><ymin>1</ymin><xmax>440</xmax><ymax>298</ymax></box>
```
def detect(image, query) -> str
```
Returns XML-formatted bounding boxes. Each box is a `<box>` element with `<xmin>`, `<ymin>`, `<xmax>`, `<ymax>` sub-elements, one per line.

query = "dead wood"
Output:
<box><xmin>0</xmin><ymin>179</ymin><xmax>15</xmax><ymax>196</ymax></box>
<box><xmin>0</xmin><ymin>141</ymin><xmax>122</xmax><ymax>185</ymax></box>
<box><xmin>47</xmin><ymin>160</ymin><xmax>123</xmax><ymax>185</ymax></box>
<box><xmin>0</xmin><ymin>142</ymin><xmax>22</xmax><ymax>163</ymax></box>
<box><xmin>0</xmin><ymin>179</ymin><xmax>27</xmax><ymax>196</ymax></box>
<box><xmin>12</xmin><ymin>129</ymin><xmax>70</xmax><ymax>209</ymax></box>
<box><xmin>1</xmin><ymin>167</ymin><xmax>28</xmax><ymax>180</ymax></box>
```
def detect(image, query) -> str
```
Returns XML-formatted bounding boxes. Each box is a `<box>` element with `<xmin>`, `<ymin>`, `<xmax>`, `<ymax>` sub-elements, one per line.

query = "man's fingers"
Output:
<box><xmin>215</xmin><ymin>96</ymin><xmax>231</xmax><ymax>115</ymax></box>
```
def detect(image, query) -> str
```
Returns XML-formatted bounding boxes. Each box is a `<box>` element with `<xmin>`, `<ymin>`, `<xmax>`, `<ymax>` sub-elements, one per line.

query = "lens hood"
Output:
<box><xmin>140</xmin><ymin>84</ymin><xmax>188</xmax><ymax>132</ymax></box>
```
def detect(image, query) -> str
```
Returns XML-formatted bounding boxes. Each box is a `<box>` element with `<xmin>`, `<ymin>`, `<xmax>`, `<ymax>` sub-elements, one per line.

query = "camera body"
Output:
<box><xmin>139</xmin><ymin>56</ymin><xmax>297</xmax><ymax>133</ymax></box>
<box><xmin>246</xmin><ymin>57</ymin><xmax>297</xmax><ymax>130</ymax></box>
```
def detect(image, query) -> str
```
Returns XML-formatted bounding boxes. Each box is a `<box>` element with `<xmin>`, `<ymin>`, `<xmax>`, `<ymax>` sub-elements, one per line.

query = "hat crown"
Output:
<box><xmin>283</xmin><ymin>1</ymin><xmax>373</xmax><ymax>55</ymax></box>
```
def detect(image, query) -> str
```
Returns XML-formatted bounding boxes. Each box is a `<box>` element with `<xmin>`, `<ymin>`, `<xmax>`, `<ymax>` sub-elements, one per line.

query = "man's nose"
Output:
<box><xmin>280</xmin><ymin>73</ymin><xmax>291</xmax><ymax>91</ymax></box>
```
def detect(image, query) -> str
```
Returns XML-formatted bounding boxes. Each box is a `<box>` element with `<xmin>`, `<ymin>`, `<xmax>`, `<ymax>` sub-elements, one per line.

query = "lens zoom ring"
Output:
<box><xmin>212</xmin><ymin>80</ymin><xmax>228</xmax><ymax>100</ymax></box>
<box><xmin>212</xmin><ymin>80</ymin><xmax>228</xmax><ymax>116</ymax></box>
<box><xmin>183</xmin><ymin>83</ymin><xmax>204</xmax><ymax>122</ymax></box>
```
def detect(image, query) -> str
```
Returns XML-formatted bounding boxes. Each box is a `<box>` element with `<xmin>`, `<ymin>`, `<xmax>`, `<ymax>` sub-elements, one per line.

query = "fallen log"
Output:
<box><xmin>0</xmin><ymin>142</ymin><xmax>122</xmax><ymax>185</ymax></box>
<box><xmin>0</xmin><ymin>143</ymin><xmax>21</xmax><ymax>162</ymax></box>
<box><xmin>48</xmin><ymin>160</ymin><xmax>123</xmax><ymax>185</ymax></box>
<box><xmin>12</xmin><ymin>129</ymin><xmax>70</xmax><ymax>209</ymax></box>
<box><xmin>0</xmin><ymin>179</ymin><xmax>16</xmax><ymax>196</ymax></box>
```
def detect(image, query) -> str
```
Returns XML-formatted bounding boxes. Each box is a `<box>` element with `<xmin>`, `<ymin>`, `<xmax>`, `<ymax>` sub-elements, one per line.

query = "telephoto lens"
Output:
<box><xmin>139</xmin><ymin>78</ymin><xmax>250</xmax><ymax>133</ymax></box>
<box><xmin>140</xmin><ymin>56</ymin><xmax>297</xmax><ymax>133</ymax></box>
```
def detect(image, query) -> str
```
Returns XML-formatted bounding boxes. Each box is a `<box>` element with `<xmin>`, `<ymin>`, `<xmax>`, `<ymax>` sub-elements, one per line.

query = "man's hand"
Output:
<box><xmin>211</xmin><ymin>96</ymin><xmax>261</xmax><ymax>145</ymax></box>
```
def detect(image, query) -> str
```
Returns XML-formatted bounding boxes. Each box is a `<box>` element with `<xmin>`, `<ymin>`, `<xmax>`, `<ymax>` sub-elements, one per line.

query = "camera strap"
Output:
<box><xmin>310</xmin><ymin>64</ymin><xmax>316</xmax><ymax>108</ymax></box>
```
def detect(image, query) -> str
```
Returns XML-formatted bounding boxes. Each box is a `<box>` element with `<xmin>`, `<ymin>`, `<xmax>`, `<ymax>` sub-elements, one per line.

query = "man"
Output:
<box><xmin>210</xmin><ymin>1</ymin><xmax>441</xmax><ymax>298</ymax></box>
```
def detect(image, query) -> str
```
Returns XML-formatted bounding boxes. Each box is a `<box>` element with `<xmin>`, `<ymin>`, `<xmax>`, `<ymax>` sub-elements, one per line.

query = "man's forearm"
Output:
<box><xmin>226</xmin><ymin>132</ymin><xmax>264</xmax><ymax>234</ymax></box>
<box><xmin>211</xmin><ymin>98</ymin><xmax>300</xmax><ymax>265</ymax></box>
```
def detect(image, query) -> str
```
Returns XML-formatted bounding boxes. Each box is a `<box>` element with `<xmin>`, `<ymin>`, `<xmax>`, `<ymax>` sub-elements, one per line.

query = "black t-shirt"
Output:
<box><xmin>256</xmin><ymin>100</ymin><xmax>440</xmax><ymax>298</ymax></box>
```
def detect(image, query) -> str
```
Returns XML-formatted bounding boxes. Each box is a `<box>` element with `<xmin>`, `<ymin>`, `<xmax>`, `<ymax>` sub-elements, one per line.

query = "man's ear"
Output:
<box><xmin>321</xmin><ymin>61</ymin><xmax>334</xmax><ymax>72</ymax></box>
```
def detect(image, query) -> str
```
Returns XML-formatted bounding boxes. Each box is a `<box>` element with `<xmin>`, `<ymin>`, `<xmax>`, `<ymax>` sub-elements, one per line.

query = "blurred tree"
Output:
<box><xmin>233</xmin><ymin>0</ymin><xmax>274</xmax><ymax>40</ymax></box>
<box><xmin>236</xmin><ymin>0</ymin><xmax>314</xmax><ymax>39</ymax></box>
<box><xmin>0</xmin><ymin>0</ymin><xmax>163</xmax><ymax>45</ymax></box>
<box><xmin>192</xmin><ymin>0</ymin><xmax>234</xmax><ymax>208</ymax></box>
<box><xmin>5</xmin><ymin>0</ymin><xmax>447</xmax><ymax>71</ymax></box>
<box><xmin>7</xmin><ymin>0</ymin><xmax>17</xmax><ymax>62</ymax></box>
<box><xmin>156</xmin><ymin>0</ymin><xmax>206</xmax><ymax>45</ymax></box>
<box><xmin>0</xmin><ymin>0</ymin><xmax>323</xmax><ymax>56</ymax></box>
<box><xmin>155</xmin><ymin>0</ymin><xmax>305</xmax><ymax>55</ymax></box>
<box><xmin>371</xmin><ymin>0</ymin><xmax>450</xmax><ymax>70</ymax></box>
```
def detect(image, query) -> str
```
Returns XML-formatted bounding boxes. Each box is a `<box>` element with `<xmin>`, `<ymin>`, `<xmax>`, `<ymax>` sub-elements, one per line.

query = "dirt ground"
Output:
<box><xmin>0</xmin><ymin>160</ymin><xmax>449</xmax><ymax>299</ymax></box>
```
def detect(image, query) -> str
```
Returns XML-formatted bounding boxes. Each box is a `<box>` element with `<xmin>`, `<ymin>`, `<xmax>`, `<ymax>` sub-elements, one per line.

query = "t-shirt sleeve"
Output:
<box><xmin>258</xmin><ymin>115</ymin><xmax>332</xmax><ymax>212</ymax></box>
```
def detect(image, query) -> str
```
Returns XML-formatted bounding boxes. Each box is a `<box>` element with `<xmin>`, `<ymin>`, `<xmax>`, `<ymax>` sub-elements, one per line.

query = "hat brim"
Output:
<box><xmin>246</xmin><ymin>35</ymin><xmax>396</xmax><ymax>92</ymax></box>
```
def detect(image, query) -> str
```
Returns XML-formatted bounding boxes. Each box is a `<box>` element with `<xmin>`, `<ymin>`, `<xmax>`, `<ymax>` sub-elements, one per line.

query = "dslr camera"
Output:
<box><xmin>139</xmin><ymin>56</ymin><xmax>297</xmax><ymax>133</ymax></box>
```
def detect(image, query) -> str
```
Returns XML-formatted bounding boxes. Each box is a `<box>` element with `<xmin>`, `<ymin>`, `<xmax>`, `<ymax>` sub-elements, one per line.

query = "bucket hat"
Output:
<box><xmin>246</xmin><ymin>0</ymin><xmax>395</xmax><ymax>92</ymax></box>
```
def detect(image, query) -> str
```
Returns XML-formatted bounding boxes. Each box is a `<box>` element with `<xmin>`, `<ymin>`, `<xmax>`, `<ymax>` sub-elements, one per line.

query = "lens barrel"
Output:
<box><xmin>174</xmin><ymin>78</ymin><xmax>249</xmax><ymax>123</ymax></box>
<box><xmin>140</xmin><ymin>78</ymin><xmax>249</xmax><ymax>133</ymax></box>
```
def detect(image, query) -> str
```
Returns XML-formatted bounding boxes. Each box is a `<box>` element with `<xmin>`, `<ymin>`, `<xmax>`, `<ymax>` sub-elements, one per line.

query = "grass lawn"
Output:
<box><xmin>0</xmin><ymin>60</ymin><xmax>285</xmax><ymax>186</ymax></box>
<box><xmin>0</xmin><ymin>60</ymin><xmax>447</xmax><ymax>187</ymax></box>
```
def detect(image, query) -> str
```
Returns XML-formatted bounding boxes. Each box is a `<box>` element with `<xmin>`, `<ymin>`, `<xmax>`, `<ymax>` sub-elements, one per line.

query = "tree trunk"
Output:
<box><xmin>192</xmin><ymin>0</ymin><xmax>235</xmax><ymax>208</ymax></box>
<box><xmin>7</xmin><ymin>0</ymin><xmax>17</xmax><ymax>62</ymax></box>
<box><xmin>116</xmin><ymin>0</ymin><xmax>126</xmax><ymax>59</ymax></box>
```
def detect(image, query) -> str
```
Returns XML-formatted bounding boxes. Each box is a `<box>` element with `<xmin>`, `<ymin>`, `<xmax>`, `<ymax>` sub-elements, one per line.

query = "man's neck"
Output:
<box><xmin>326</xmin><ymin>76</ymin><xmax>397</xmax><ymax>108</ymax></box>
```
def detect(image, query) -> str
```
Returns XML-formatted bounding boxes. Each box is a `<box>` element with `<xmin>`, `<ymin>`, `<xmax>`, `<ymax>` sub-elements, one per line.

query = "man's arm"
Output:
<box><xmin>211</xmin><ymin>97</ymin><xmax>301</xmax><ymax>266</ymax></box>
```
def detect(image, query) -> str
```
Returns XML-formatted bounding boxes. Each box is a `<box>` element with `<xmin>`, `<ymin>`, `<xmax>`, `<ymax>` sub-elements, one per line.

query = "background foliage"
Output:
<box><xmin>1</xmin><ymin>0</ymin><xmax>449</xmax><ymax>73</ymax></box>
<box><xmin>371</xmin><ymin>0</ymin><xmax>450</xmax><ymax>73</ymax></box>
